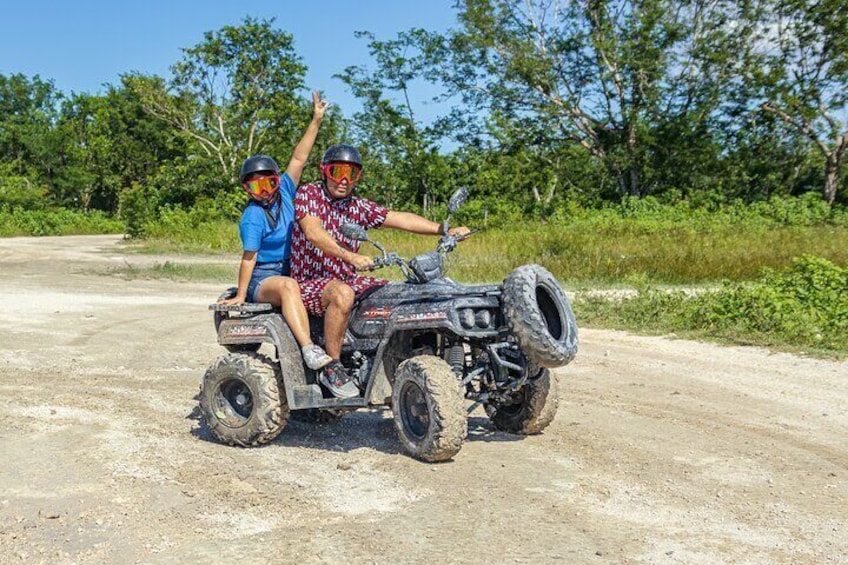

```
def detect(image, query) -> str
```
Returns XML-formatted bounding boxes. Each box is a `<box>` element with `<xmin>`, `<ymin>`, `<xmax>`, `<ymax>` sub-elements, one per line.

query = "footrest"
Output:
<box><xmin>289</xmin><ymin>384</ymin><xmax>367</xmax><ymax>409</ymax></box>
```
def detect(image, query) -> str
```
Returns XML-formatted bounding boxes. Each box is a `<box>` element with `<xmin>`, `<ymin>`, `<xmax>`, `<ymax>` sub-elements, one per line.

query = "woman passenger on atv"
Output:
<box><xmin>217</xmin><ymin>91</ymin><xmax>333</xmax><ymax>372</ymax></box>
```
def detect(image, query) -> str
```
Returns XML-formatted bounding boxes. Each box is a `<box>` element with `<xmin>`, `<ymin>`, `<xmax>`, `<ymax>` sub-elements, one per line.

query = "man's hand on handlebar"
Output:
<box><xmin>349</xmin><ymin>252</ymin><xmax>375</xmax><ymax>271</ymax></box>
<box><xmin>437</xmin><ymin>226</ymin><xmax>477</xmax><ymax>253</ymax></box>
<box><xmin>448</xmin><ymin>226</ymin><xmax>471</xmax><ymax>238</ymax></box>
<box><xmin>372</xmin><ymin>252</ymin><xmax>404</xmax><ymax>269</ymax></box>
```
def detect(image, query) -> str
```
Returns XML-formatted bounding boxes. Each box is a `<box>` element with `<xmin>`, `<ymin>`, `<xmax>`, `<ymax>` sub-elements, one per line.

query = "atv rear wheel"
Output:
<box><xmin>502</xmin><ymin>264</ymin><xmax>578</xmax><ymax>368</ymax></box>
<box><xmin>199</xmin><ymin>352</ymin><xmax>288</xmax><ymax>446</ymax></box>
<box><xmin>392</xmin><ymin>355</ymin><xmax>467</xmax><ymax>462</ymax></box>
<box><xmin>485</xmin><ymin>369</ymin><xmax>558</xmax><ymax>434</ymax></box>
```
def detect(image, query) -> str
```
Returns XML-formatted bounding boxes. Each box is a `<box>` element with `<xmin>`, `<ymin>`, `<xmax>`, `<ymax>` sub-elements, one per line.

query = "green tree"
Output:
<box><xmin>51</xmin><ymin>80</ymin><xmax>184</xmax><ymax>212</ymax></box>
<box><xmin>338</xmin><ymin>26</ymin><xmax>616</xmax><ymax>213</ymax></box>
<box><xmin>337</xmin><ymin>30</ymin><xmax>455</xmax><ymax>212</ymax></box>
<box><xmin>746</xmin><ymin>0</ymin><xmax>848</xmax><ymax>204</ymax></box>
<box><xmin>720</xmin><ymin>110</ymin><xmax>821</xmax><ymax>201</ymax></box>
<box><xmin>129</xmin><ymin>17</ymin><xmax>311</xmax><ymax>183</ymax></box>
<box><xmin>425</xmin><ymin>0</ymin><xmax>749</xmax><ymax>198</ymax></box>
<box><xmin>0</xmin><ymin>73</ymin><xmax>63</xmax><ymax>202</ymax></box>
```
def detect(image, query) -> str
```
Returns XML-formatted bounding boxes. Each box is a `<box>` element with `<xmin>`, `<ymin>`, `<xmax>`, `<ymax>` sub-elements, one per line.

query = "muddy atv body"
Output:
<box><xmin>200</xmin><ymin>188</ymin><xmax>578</xmax><ymax>461</ymax></box>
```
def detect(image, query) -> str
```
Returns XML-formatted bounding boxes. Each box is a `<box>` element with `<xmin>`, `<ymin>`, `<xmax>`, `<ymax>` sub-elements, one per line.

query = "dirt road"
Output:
<box><xmin>1</xmin><ymin>235</ymin><xmax>846</xmax><ymax>564</ymax></box>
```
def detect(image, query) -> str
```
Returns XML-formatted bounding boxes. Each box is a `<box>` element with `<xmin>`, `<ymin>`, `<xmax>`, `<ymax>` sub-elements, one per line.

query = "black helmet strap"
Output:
<box><xmin>263</xmin><ymin>205</ymin><xmax>279</xmax><ymax>231</ymax></box>
<box><xmin>264</xmin><ymin>191</ymin><xmax>282</xmax><ymax>230</ymax></box>
<box><xmin>244</xmin><ymin>192</ymin><xmax>281</xmax><ymax>230</ymax></box>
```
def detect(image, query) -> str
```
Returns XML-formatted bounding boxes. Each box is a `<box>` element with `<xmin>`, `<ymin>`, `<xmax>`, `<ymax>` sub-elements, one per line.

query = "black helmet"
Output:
<box><xmin>321</xmin><ymin>144</ymin><xmax>362</xmax><ymax>167</ymax></box>
<box><xmin>239</xmin><ymin>154</ymin><xmax>280</xmax><ymax>183</ymax></box>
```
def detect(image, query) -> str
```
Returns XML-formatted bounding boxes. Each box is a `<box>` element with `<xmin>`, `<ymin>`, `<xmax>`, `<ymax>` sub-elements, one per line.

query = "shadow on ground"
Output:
<box><xmin>187</xmin><ymin>401</ymin><xmax>528</xmax><ymax>459</ymax></box>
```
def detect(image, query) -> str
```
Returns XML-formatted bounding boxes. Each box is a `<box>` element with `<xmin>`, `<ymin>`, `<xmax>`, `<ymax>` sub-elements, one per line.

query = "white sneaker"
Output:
<box><xmin>302</xmin><ymin>344</ymin><xmax>333</xmax><ymax>370</ymax></box>
<box><xmin>318</xmin><ymin>361</ymin><xmax>360</xmax><ymax>399</ymax></box>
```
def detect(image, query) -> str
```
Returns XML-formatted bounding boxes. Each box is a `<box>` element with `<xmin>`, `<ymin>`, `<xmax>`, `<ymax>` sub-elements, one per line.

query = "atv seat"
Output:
<box><xmin>208</xmin><ymin>287</ymin><xmax>275</xmax><ymax>318</ymax></box>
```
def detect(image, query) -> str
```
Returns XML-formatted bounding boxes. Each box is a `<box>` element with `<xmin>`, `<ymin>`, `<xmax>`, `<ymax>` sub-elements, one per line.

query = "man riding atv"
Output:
<box><xmin>290</xmin><ymin>143</ymin><xmax>470</xmax><ymax>398</ymax></box>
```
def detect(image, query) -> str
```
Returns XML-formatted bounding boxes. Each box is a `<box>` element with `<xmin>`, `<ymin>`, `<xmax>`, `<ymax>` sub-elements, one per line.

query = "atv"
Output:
<box><xmin>201</xmin><ymin>188</ymin><xmax>578</xmax><ymax>462</ymax></box>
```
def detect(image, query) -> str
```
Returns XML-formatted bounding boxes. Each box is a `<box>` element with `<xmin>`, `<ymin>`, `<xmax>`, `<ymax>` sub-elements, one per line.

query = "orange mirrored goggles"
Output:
<box><xmin>242</xmin><ymin>174</ymin><xmax>279</xmax><ymax>200</ymax></box>
<box><xmin>322</xmin><ymin>163</ymin><xmax>362</xmax><ymax>184</ymax></box>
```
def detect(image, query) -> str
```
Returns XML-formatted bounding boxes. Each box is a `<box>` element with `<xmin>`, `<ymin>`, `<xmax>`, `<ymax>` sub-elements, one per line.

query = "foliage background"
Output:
<box><xmin>2</xmin><ymin>4</ymin><xmax>846</xmax><ymax>231</ymax></box>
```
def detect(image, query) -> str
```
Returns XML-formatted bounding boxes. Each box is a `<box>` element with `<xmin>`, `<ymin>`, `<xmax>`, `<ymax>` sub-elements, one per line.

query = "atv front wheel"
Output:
<box><xmin>392</xmin><ymin>355</ymin><xmax>467</xmax><ymax>462</ymax></box>
<box><xmin>199</xmin><ymin>352</ymin><xmax>288</xmax><ymax>446</ymax></box>
<box><xmin>485</xmin><ymin>369</ymin><xmax>559</xmax><ymax>434</ymax></box>
<box><xmin>502</xmin><ymin>264</ymin><xmax>578</xmax><ymax>368</ymax></box>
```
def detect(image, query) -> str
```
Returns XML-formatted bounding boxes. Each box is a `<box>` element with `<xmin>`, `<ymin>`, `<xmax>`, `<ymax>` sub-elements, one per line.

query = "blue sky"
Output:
<box><xmin>0</xmin><ymin>0</ymin><xmax>459</xmax><ymax>121</ymax></box>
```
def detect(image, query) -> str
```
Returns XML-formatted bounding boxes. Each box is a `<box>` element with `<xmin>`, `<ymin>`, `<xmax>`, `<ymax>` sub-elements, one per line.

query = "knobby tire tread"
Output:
<box><xmin>200</xmin><ymin>352</ymin><xmax>289</xmax><ymax>447</ymax></box>
<box><xmin>392</xmin><ymin>355</ymin><xmax>467</xmax><ymax>462</ymax></box>
<box><xmin>502</xmin><ymin>264</ymin><xmax>578</xmax><ymax>368</ymax></box>
<box><xmin>487</xmin><ymin>370</ymin><xmax>559</xmax><ymax>434</ymax></box>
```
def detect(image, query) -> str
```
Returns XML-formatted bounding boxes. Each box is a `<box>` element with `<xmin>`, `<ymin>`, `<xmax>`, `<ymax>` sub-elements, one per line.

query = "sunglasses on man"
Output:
<box><xmin>322</xmin><ymin>163</ymin><xmax>362</xmax><ymax>184</ymax></box>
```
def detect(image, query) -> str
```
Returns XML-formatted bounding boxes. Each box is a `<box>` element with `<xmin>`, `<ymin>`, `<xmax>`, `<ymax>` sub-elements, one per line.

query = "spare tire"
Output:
<box><xmin>502</xmin><ymin>264</ymin><xmax>578</xmax><ymax>368</ymax></box>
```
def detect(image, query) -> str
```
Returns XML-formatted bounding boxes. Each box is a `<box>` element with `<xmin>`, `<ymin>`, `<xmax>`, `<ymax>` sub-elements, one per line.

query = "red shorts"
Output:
<box><xmin>298</xmin><ymin>276</ymin><xmax>388</xmax><ymax>316</ymax></box>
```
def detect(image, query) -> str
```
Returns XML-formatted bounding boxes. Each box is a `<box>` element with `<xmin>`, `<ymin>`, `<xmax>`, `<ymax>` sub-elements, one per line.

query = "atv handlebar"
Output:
<box><xmin>354</xmin><ymin>231</ymin><xmax>478</xmax><ymax>283</ymax></box>
<box><xmin>343</xmin><ymin>187</ymin><xmax>476</xmax><ymax>283</ymax></box>
<box><xmin>437</xmin><ymin>229</ymin><xmax>479</xmax><ymax>254</ymax></box>
<box><xmin>372</xmin><ymin>252</ymin><xmax>405</xmax><ymax>269</ymax></box>
<box><xmin>353</xmin><ymin>252</ymin><xmax>405</xmax><ymax>272</ymax></box>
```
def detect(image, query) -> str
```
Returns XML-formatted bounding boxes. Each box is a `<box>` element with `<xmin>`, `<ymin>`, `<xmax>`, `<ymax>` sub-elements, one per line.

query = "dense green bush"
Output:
<box><xmin>577</xmin><ymin>256</ymin><xmax>848</xmax><ymax>355</ymax></box>
<box><xmin>745</xmin><ymin>192</ymin><xmax>838</xmax><ymax>226</ymax></box>
<box><xmin>684</xmin><ymin>256</ymin><xmax>847</xmax><ymax>351</ymax></box>
<box><xmin>427</xmin><ymin>192</ymin><xmax>848</xmax><ymax>233</ymax></box>
<box><xmin>0</xmin><ymin>168</ymin><xmax>45</xmax><ymax>210</ymax></box>
<box><xmin>0</xmin><ymin>205</ymin><xmax>123</xmax><ymax>236</ymax></box>
<box><xmin>118</xmin><ymin>183</ymin><xmax>154</xmax><ymax>238</ymax></box>
<box><xmin>141</xmin><ymin>214</ymin><xmax>238</xmax><ymax>253</ymax></box>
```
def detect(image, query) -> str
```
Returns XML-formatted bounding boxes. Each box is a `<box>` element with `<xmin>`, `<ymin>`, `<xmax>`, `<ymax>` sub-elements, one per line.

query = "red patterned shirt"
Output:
<box><xmin>291</xmin><ymin>182</ymin><xmax>389</xmax><ymax>282</ymax></box>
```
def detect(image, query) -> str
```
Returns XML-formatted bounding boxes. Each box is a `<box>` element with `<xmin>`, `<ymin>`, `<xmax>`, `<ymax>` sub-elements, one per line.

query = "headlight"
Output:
<box><xmin>475</xmin><ymin>309</ymin><xmax>492</xmax><ymax>328</ymax></box>
<box><xmin>459</xmin><ymin>308</ymin><xmax>475</xmax><ymax>328</ymax></box>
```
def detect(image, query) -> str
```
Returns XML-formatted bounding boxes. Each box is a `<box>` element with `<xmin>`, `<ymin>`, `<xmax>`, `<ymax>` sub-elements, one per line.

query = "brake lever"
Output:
<box><xmin>438</xmin><ymin>229</ymin><xmax>479</xmax><ymax>253</ymax></box>
<box><xmin>455</xmin><ymin>228</ymin><xmax>480</xmax><ymax>242</ymax></box>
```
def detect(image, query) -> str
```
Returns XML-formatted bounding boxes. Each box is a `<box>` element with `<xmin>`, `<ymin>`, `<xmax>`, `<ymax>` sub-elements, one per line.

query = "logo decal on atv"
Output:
<box><xmin>397</xmin><ymin>311</ymin><xmax>448</xmax><ymax>323</ymax></box>
<box><xmin>226</xmin><ymin>325</ymin><xmax>269</xmax><ymax>338</ymax></box>
<box><xmin>362</xmin><ymin>307</ymin><xmax>392</xmax><ymax>320</ymax></box>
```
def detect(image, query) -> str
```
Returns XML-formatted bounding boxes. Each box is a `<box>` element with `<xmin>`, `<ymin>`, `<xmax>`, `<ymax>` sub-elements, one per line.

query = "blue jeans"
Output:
<box><xmin>247</xmin><ymin>261</ymin><xmax>290</xmax><ymax>303</ymax></box>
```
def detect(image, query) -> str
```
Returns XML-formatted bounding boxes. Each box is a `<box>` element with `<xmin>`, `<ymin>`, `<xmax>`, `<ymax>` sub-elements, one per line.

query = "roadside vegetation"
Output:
<box><xmin>119</xmin><ymin>193</ymin><xmax>848</xmax><ymax>283</ymax></box>
<box><xmin>0</xmin><ymin>205</ymin><xmax>121</xmax><ymax>237</ymax></box>
<box><xmin>109</xmin><ymin>260</ymin><xmax>235</xmax><ymax>282</ymax></box>
<box><xmin>577</xmin><ymin>256</ymin><xmax>848</xmax><ymax>358</ymax></box>
<box><xmin>105</xmin><ymin>195</ymin><xmax>848</xmax><ymax>357</ymax></box>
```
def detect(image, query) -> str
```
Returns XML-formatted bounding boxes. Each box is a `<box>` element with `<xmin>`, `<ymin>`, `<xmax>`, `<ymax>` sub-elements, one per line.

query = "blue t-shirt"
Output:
<box><xmin>239</xmin><ymin>172</ymin><xmax>297</xmax><ymax>263</ymax></box>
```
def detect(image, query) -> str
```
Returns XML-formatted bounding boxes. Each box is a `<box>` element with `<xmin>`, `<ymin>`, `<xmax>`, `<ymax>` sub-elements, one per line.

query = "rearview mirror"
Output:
<box><xmin>448</xmin><ymin>187</ymin><xmax>469</xmax><ymax>214</ymax></box>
